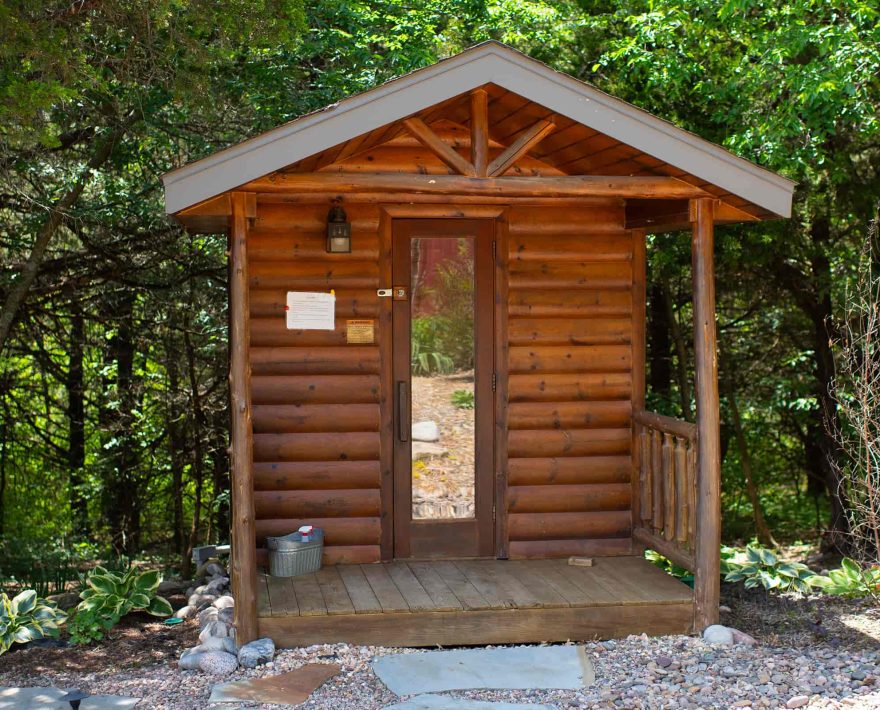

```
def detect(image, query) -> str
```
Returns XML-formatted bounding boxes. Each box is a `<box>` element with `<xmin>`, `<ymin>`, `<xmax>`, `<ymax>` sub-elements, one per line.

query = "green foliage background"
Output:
<box><xmin>1</xmin><ymin>0</ymin><xmax>878</xmax><ymax>566</ymax></box>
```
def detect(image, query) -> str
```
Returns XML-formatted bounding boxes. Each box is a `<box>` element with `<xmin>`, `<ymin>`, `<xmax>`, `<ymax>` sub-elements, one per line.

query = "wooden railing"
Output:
<box><xmin>633</xmin><ymin>410</ymin><xmax>698</xmax><ymax>572</ymax></box>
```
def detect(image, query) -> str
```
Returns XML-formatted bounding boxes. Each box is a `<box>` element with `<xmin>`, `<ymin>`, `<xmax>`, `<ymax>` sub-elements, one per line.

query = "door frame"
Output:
<box><xmin>377</xmin><ymin>205</ymin><xmax>510</xmax><ymax>561</ymax></box>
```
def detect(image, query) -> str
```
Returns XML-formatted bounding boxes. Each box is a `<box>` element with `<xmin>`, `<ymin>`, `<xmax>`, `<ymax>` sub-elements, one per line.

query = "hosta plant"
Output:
<box><xmin>811</xmin><ymin>558</ymin><xmax>880</xmax><ymax>598</ymax></box>
<box><xmin>0</xmin><ymin>590</ymin><xmax>67</xmax><ymax>655</ymax></box>
<box><xmin>723</xmin><ymin>546</ymin><xmax>818</xmax><ymax>593</ymax></box>
<box><xmin>77</xmin><ymin>566</ymin><xmax>173</xmax><ymax>622</ymax></box>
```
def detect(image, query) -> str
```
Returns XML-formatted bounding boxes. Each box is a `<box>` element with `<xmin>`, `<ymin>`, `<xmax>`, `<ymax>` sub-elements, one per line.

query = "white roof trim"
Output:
<box><xmin>163</xmin><ymin>42</ymin><xmax>795</xmax><ymax>218</ymax></box>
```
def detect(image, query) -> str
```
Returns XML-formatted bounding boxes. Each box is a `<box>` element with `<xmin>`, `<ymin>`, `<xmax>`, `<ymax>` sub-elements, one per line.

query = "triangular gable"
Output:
<box><xmin>163</xmin><ymin>41</ymin><xmax>794</xmax><ymax>218</ymax></box>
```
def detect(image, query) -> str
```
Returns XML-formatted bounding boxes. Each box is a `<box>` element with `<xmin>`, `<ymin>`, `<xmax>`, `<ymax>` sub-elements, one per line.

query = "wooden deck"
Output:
<box><xmin>257</xmin><ymin>556</ymin><xmax>694</xmax><ymax>647</ymax></box>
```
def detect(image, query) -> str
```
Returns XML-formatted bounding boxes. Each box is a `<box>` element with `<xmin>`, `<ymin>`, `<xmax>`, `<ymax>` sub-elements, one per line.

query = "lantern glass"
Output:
<box><xmin>326</xmin><ymin>205</ymin><xmax>351</xmax><ymax>253</ymax></box>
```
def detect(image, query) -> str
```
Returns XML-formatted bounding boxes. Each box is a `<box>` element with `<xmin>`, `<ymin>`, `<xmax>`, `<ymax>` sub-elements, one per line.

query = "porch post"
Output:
<box><xmin>690</xmin><ymin>197</ymin><xmax>721</xmax><ymax>631</ymax></box>
<box><xmin>229</xmin><ymin>191</ymin><xmax>258</xmax><ymax>645</ymax></box>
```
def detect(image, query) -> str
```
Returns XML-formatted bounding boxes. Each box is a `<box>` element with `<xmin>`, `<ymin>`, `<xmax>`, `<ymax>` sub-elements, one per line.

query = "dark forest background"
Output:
<box><xmin>1</xmin><ymin>1</ymin><xmax>878</xmax><ymax>572</ymax></box>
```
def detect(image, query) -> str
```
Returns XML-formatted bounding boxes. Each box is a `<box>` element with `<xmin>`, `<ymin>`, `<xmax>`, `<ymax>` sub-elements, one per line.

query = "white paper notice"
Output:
<box><xmin>286</xmin><ymin>291</ymin><xmax>335</xmax><ymax>330</ymax></box>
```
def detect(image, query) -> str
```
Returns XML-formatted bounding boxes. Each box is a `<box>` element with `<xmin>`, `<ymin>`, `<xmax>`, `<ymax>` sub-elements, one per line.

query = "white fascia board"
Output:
<box><xmin>164</xmin><ymin>43</ymin><xmax>795</xmax><ymax>218</ymax></box>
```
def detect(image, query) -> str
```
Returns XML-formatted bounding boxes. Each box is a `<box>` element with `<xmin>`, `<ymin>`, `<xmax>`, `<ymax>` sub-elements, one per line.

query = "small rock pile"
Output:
<box><xmin>173</xmin><ymin>560</ymin><xmax>275</xmax><ymax>675</ymax></box>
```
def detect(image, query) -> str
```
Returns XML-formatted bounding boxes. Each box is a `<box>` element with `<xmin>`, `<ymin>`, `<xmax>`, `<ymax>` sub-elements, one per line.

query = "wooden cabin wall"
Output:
<box><xmin>245</xmin><ymin>189</ymin><xmax>634</xmax><ymax>564</ymax></box>
<box><xmin>248</xmin><ymin>200</ymin><xmax>384</xmax><ymax>565</ymax></box>
<box><xmin>505</xmin><ymin>202</ymin><xmax>633</xmax><ymax>559</ymax></box>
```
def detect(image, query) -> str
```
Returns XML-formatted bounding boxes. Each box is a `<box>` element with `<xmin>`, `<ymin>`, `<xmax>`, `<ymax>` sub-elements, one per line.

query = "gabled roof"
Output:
<box><xmin>163</xmin><ymin>41</ymin><xmax>795</xmax><ymax>218</ymax></box>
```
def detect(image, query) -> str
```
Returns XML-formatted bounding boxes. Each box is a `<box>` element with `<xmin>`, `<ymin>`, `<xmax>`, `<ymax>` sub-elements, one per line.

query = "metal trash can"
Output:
<box><xmin>267</xmin><ymin>527</ymin><xmax>323</xmax><ymax>577</ymax></box>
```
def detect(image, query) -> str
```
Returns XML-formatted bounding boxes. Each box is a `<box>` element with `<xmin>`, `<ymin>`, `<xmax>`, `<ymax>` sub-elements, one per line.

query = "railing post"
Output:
<box><xmin>690</xmin><ymin>197</ymin><xmax>721</xmax><ymax>632</ymax></box>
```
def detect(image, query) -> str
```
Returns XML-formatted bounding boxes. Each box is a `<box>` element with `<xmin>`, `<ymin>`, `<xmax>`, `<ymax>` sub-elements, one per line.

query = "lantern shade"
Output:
<box><xmin>326</xmin><ymin>204</ymin><xmax>351</xmax><ymax>253</ymax></box>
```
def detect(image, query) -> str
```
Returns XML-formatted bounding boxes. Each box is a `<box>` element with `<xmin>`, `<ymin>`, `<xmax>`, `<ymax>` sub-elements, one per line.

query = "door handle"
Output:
<box><xmin>397</xmin><ymin>381</ymin><xmax>409</xmax><ymax>443</ymax></box>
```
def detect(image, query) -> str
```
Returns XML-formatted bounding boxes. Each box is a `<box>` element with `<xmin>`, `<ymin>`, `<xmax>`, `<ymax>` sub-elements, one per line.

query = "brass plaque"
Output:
<box><xmin>346</xmin><ymin>319</ymin><xmax>375</xmax><ymax>344</ymax></box>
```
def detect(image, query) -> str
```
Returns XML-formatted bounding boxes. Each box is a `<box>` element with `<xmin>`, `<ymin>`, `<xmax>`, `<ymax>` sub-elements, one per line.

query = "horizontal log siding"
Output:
<box><xmin>506</xmin><ymin>203</ymin><xmax>633</xmax><ymax>558</ymax></box>
<box><xmin>249</xmin><ymin>201</ymin><xmax>383</xmax><ymax>564</ymax></box>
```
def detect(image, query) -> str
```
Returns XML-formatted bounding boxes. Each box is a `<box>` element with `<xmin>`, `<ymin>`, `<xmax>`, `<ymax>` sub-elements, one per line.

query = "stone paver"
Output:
<box><xmin>372</xmin><ymin>646</ymin><xmax>594</xmax><ymax>696</ymax></box>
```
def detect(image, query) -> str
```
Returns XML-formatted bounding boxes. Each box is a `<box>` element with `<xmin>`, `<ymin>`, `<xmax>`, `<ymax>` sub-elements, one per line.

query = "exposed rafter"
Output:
<box><xmin>245</xmin><ymin>172</ymin><xmax>711</xmax><ymax>199</ymax></box>
<box><xmin>402</xmin><ymin>117</ymin><xmax>475</xmax><ymax>176</ymax></box>
<box><xmin>489</xmin><ymin>119</ymin><xmax>556</xmax><ymax>177</ymax></box>
<box><xmin>470</xmin><ymin>89</ymin><xmax>489</xmax><ymax>177</ymax></box>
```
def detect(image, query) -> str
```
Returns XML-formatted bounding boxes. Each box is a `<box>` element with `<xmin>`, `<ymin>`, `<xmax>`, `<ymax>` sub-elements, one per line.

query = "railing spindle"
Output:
<box><xmin>674</xmin><ymin>436</ymin><xmax>688</xmax><ymax>543</ymax></box>
<box><xmin>651</xmin><ymin>429</ymin><xmax>663</xmax><ymax>534</ymax></box>
<box><xmin>662</xmin><ymin>432</ymin><xmax>675</xmax><ymax>541</ymax></box>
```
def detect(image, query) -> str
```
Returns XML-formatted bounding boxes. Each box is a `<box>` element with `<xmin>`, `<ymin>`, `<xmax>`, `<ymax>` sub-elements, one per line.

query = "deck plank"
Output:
<box><xmin>503</xmin><ymin>561</ymin><xmax>570</xmax><ymax>608</ymax></box>
<box><xmin>407</xmin><ymin>562</ymin><xmax>464</xmax><ymax>611</ymax></box>
<box><xmin>454</xmin><ymin>560</ymin><xmax>515</xmax><ymax>609</ymax></box>
<box><xmin>257</xmin><ymin>574</ymin><xmax>273</xmax><ymax>616</ymax></box>
<box><xmin>315</xmin><ymin>566</ymin><xmax>356</xmax><ymax>615</ymax></box>
<box><xmin>291</xmin><ymin>574</ymin><xmax>327</xmax><ymax>616</ymax></box>
<box><xmin>338</xmin><ymin>564</ymin><xmax>383</xmax><ymax>614</ymax></box>
<box><xmin>432</xmin><ymin>561</ymin><xmax>493</xmax><ymax>610</ymax></box>
<box><xmin>532</xmin><ymin>560</ymin><xmax>600</xmax><ymax>606</ymax></box>
<box><xmin>361</xmin><ymin>564</ymin><xmax>410</xmax><ymax>612</ymax></box>
<box><xmin>386</xmin><ymin>563</ymin><xmax>435</xmax><ymax>612</ymax></box>
<box><xmin>265</xmin><ymin>574</ymin><xmax>299</xmax><ymax>616</ymax></box>
<box><xmin>601</xmin><ymin>556</ymin><xmax>693</xmax><ymax>603</ymax></box>
<box><xmin>482</xmin><ymin>561</ymin><xmax>544</xmax><ymax>608</ymax></box>
<box><xmin>553</xmin><ymin>561</ymin><xmax>621</xmax><ymax>605</ymax></box>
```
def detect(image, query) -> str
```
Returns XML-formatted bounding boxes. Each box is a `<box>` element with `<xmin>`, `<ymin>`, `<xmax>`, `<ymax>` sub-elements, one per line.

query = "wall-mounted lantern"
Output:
<box><xmin>326</xmin><ymin>198</ymin><xmax>352</xmax><ymax>253</ymax></box>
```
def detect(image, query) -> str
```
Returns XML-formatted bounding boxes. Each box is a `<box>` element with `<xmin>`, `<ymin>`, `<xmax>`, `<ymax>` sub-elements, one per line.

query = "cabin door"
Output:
<box><xmin>391</xmin><ymin>219</ymin><xmax>495</xmax><ymax>559</ymax></box>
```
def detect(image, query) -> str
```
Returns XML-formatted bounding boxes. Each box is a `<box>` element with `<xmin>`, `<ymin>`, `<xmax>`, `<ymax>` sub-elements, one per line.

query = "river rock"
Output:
<box><xmin>46</xmin><ymin>591</ymin><xmax>82</xmax><ymax>611</ymax></box>
<box><xmin>199</xmin><ymin>620</ymin><xmax>233</xmax><ymax>642</ymax></box>
<box><xmin>198</xmin><ymin>651</ymin><xmax>239</xmax><ymax>675</ymax></box>
<box><xmin>786</xmin><ymin>696</ymin><xmax>809</xmax><ymax>709</ymax></box>
<box><xmin>238</xmin><ymin>637</ymin><xmax>275</xmax><ymax>668</ymax></box>
<box><xmin>173</xmin><ymin>605</ymin><xmax>197</xmax><ymax>620</ymax></box>
<box><xmin>189</xmin><ymin>593</ymin><xmax>218</xmax><ymax>610</ymax></box>
<box><xmin>218</xmin><ymin>607</ymin><xmax>235</xmax><ymax>624</ymax></box>
<box><xmin>179</xmin><ymin>647</ymin><xmax>206</xmax><ymax>670</ymax></box>
<box><xmin>213</xmin><ymin>595</ymin><xmax>235</xmax><ymax>610</ymax></box>
<box><xmin>412</xmin><ymin>420</ymin><xmax>440</xmax><ymax>442</ymax></box>
<box><xmin>198</xmin><ymin>607</ymin><xmax>219</xmax><ymax>629</ymax></box>
<box><xmin>703</xmin><ymin>625</ymin><xmax>734</xmax><ymax>645</ymax></box>
<box><xmin>200</xmin><ymin>636</ymin><xmax>237</xmax><ymax>655</ymax></box>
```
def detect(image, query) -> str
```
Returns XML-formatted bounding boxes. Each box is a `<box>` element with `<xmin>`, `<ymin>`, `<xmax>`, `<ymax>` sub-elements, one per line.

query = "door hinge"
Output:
<box><xmin>491</xmin><ymin>372</ymin><xmax>497</xmax><ymax>392</ymax></box>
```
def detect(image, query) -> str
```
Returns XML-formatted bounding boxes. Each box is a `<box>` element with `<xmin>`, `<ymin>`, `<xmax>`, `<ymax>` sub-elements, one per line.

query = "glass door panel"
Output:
<box><xmin>409</xmin><ymin>237</ymin><xmax>476</xmax><ymax>520</ymax></box>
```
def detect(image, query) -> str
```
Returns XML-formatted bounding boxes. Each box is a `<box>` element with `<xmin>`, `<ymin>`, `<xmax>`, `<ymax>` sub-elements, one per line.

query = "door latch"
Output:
<box><xmin>377</xmin><ymin>288</ymin><xmax>392</xmax><ymax>297</ymax></box>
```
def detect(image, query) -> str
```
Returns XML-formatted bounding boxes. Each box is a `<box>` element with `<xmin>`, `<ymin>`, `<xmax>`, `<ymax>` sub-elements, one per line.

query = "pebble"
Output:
<box><xmin>238</xmin><ymin>637</ymin><xmax>275</xmax><ymax>668</ymax></box>
<box><xmin>196</xmin><ymin>651</ymin><xmax>238</xmax><ymax>675</ymax></box>
<box><xmin>786</xmin><ymin>696</ymin><xmax>810</xmax><ymax>709</ymax></box>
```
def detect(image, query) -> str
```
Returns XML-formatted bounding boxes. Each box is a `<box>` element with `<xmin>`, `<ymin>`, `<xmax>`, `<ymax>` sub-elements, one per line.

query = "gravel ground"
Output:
<box><xmin>2</xmin><ymin>589</ymin><xmax>878</xmax><ymax>709</ymax></box>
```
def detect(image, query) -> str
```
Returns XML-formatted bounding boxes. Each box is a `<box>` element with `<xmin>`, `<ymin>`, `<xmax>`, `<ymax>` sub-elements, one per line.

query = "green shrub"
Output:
<box><xmin>69</xmin><ymin>566</ymin><xmax>173</xmax><ymax>644</ymax></box>
<box><xmin>411</xmin><ymin>317</ymin><xmax>455</xmax><ymax>375</ymax></box>
<box><xmin>0</xmin><ymin>590</ymin><xmax>67</xmax><ymax>654</ymax></box>
<box><xmin>644</xmin><ymin>550</ymin><xmax>692</xmax><ymax>580</ymax></box>
<box><xmin>451</xmin><ymin>389</ymin><xmax>475</xmax><ymax>409</ymax></box>
<box><xmin>811</xmin><ymin>558</ymin><xmax>880</xmax><ymax>598</ymax></box>
<box><xmin>723</xmin><ymin>546</ymin><xmax>817</xmax><ymax>593</ymax></box>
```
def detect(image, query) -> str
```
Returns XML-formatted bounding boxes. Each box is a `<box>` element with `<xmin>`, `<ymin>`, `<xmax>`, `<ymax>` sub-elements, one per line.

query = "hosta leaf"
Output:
<box><xmin>758</xmin><ymin>548</ymin><xmax>777</xmax><ymax>566</ymax></box>
<box><xmin>11</xmin><ymin>590</ymin><xmax>37</xmax><ymax>616</ymax></box>
<box><xmin>134</xmin><ymin>570</ymin><xmax>162</xmax><ymax>593</ymax></box>
<box><xmin>841</xmin><ymin>558</ymin><xmax>861</xmax><ymax>576</ymax></box>
<box><xmin>129</xmin><ymin>593</ymin><xmax>150</xmax><ymax>609</ymax></box>
<box><xmin>88</xmin><ymin>575</ymin><xmax>118</xmax><ymax>596</ymax></box>
<box><xmin>146</xmin><ymin>596</ymin><xmax>173</xmax><ymax>617</ymax></box>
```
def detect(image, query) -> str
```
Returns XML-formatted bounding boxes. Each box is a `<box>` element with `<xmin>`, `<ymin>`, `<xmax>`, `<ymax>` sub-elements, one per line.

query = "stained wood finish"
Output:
<box><xmin>504</xmin><ymin>203</ymin><xmax>634</xmax><ymax>557</ymax></box>
<box><xmin>248</xmin><ymin>202</ymin><xmax>383</xmax><ymax>564</ymax></box>
<box><xmin>229</xmin><ymin>192</ymin><xmax>258</xmax><ymax>646</ymax></box>
<box><xmin>257</xmin><ymin>557</ymin><xmax>693</xmax><ymax>647</ymax></box>
<box><xmin>690</xmin><ymin>197</ymin><xmax>721</xmax><ymax>631</ymax></box>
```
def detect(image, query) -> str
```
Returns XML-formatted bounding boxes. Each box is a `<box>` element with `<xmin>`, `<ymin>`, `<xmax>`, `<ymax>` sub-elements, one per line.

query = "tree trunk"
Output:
<box><xmin>66</xmin><ymin>302</ymin><xmax>88</xmax><ymax>537</ymax></box>
<box><xmin>0</xmin><ymin>127</ymin><xmax>123</xmax><ymax>354</ymax></box>
<box><xmin>648</xmin><ymin>280</ymin><xmax>672</xmax><ymax>404</ymax></box>
<box><xmin>726</xmin><ymin>385</ymin><xmax>777</xmax><ymax>546</ymax></box>
<box><xmin>102</xmin><ymin>292</ymin><xmax>141</xmax><ymax>556</ymax></box>
<box><xmin>184</xmin><ymin>324</ymin><xmax>206</xmax><ymax>572</ymax></box>
<box><xmin>666</xmin><ymin>278</ymin><xmax>693</xmax><ymax>420</ymax></box>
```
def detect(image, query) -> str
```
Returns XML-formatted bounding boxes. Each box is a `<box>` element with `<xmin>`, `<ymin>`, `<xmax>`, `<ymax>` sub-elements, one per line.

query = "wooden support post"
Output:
<box><xmin>470</xmin><ymin>89</ymin><xmax>489</xmax><ymax>178</ymax></box>
<box><xmin>631</xmin><ymin>229</ymin><xmax>646</xmax><ymax>542</ymax></box>
<box><xmin>229</xmin><ymin>191</ymin><xmax>258</xmax><ymax>646</ymax></box>
<box><xmin>690</xmin><ymin>197</ymin><xmax>720</xmax><ymax>632</ymax></box>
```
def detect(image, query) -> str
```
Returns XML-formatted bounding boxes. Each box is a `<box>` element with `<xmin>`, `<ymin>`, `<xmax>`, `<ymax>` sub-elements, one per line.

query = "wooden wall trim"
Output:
<box><xmin>229</xmin><ymin>191</ymin><xmax>258</xmax><ymax>646</ymax></box>
<box><xmin>690</xmin><ymin>197</ymin><xmax>721</xmax><ymax>632</ymax></box>
<box><xmin>630</xmin><ymin>229</ymin><xmax>647</xmax><ymax>551</ymax></box>
<box><xmin>378</xmin><ymin>210</ymin><xmax>395</xmax><ymax>560</ymax></box>
<box><xmin>494</xmin><ymin>209</ymin><xmax>510</xmax><ymax>558</ymax></box>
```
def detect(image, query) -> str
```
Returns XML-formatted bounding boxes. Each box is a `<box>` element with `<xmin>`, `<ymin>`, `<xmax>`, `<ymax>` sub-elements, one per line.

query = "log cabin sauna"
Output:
<box><xmin>163</xmin><ymin>42</ymin><xmax>794</xmax><ymax>648</ymax></box>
